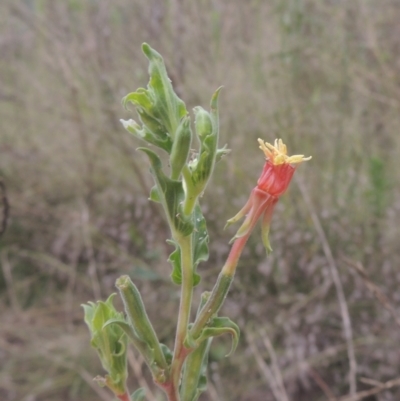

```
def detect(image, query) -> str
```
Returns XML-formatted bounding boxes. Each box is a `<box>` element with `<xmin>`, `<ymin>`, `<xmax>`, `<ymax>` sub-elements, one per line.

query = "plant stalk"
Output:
<box><xmin>117</xmin><ymin>391</ymin><xmax>132</xmax><ymax>401</ymax></box>
<box><xmin>169</xmin><ymin>234</ymin><xmax>194</xmax><ymax>400</ymax></box>
<box><xmin>190</xmin><ymin>234</ymin><xmax>249</xmax><ymax>339</ymax></box>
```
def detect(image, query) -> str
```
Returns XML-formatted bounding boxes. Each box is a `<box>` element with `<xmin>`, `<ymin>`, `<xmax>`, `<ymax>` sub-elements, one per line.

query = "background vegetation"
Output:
<box><xmin>1</xmin><ymin>1</ymin><xmax>400</xmax><ymax>400</ymax></box>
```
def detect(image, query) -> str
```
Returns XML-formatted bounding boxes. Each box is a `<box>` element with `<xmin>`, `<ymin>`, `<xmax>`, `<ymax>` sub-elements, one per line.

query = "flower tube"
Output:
<box><xmin>226</xmin><ymin>138</ymin><xmax>311</xmax><ymax>252</ymax></box>
<box><xmin>191</xmin><ymin>139</ymin><xmax>311</xmax><ymax>339</ymax></box>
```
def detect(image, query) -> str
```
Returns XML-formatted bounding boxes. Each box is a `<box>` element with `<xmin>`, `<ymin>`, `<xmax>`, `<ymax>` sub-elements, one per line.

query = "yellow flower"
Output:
<box><xmin>258</xmin><ymin>138</ymin><xmax>311</xmax><ymax>166</ymax></box>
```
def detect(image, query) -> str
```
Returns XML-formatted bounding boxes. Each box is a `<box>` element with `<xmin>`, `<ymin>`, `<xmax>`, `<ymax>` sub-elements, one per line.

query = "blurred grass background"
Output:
<box><xmin>1</xmin><ymin>1</ymin><xmax>400</xmax><ymax>400</ymax></box>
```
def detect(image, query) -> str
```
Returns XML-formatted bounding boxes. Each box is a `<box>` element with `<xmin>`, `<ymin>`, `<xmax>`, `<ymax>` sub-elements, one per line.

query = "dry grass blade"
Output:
<box><xmin>337</xmin><ymin>376</ymin><xmax>400</xmax><ymax>401</ymax></box>
<box><xmin>247</xmin><ymin>331</ymin><xmax>287</xmax><ymax>401</ymax></box>
<box><xmin>205</xmin><ymin>377</ymin><xmax>221</xmax><ymax>401</ymax></box>
<box><xmin>342</xmin><ymin>256</ymin><xmax>400</xmax><ymax>329</ymax></box>
<box><xmin>81</xmin><ymin>205</ymin><xmax>102</xmax><ymax>300</ymax></box>
<box><xmin>0</xmin><ymin>178</ymin><xmax>9</xmax><ymax>238</ymax></box>
<box><xmin>283</xmin><ymin>336</ymin><xmax>379</xmax><ymax>383</ymax></box>
<box><xmin>295</xmin><ymin>175</ymin><xmax>357</xmax><ymax>396</ymax></box>
<box><xmin>307</xmin><ymin>367</ymin><xmax>336</xmax><ymax>401</ymax></box>
<box><xmin>0</xmin><ymin>250</ymin><xmax>19</xmax><ymax>313</ymax></box>
<box><xmin>259</xmin><ymin>328</ymin><xmax>290</xmax><ymax>401</ymax></box>
<box><xmin>38</xmin><ymin>350</ymin><xmax>111</xmax><ymax>401</ymax></box>
<box><xmin>359</xmin><ymin>377</ymin><xmax>384</xmax><ymax>387</ymax></box>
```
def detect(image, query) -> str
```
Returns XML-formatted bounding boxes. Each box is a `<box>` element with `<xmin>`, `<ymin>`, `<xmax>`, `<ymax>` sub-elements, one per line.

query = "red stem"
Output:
<box><xmin>117</xmin><ymin>392</ymin><xmax>131</xmax><ymax>401</ymax></box>
<box><xmin>222</xmin><ymin>234</ymin><xmax>250</xmax><ymax>276</ymax></box>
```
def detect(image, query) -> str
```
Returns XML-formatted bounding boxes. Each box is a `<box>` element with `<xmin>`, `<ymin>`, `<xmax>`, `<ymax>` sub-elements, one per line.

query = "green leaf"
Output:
<box><xmin>115</xmin><ymin>275</ymin><xmax>168</xmax><ymax>377</ymax></box>
<box><xmin>81</xmin><ymin>295</ymin><xmax>128</xmax><ymax>395</ymax></box>
<box><xmin>169</xmin><ymin>116</ymin><xmax>192</xmax><ymax>180</ymax></box>
<box><xmin>191</xmin><ymin>317</ymin><xmax>240</xmax><ymax>357</ymax></box>
<box><xmin>122</xmin><ymin>43</ymin><xmax>187</xmax><ymax>151</ymax></box>
<box><xmin>180</xmin><ymin>337</ymin><xmax>212</xmax><ymax>401</ymax></box>
<box><xmin>120</xmin><ymin>118</ymin><xmax>172</xmax><ymax>153</ymax></box>
<box><xmin>138</xmin><ymin>148</ymin><xmax>193</xmax><ymax>237</ymax></box>
<box><xmin>149</xmin><ymin>185</ymin><xmax>161</xmax><ymax>203</ymax></box>
<box><xmin>131</xmin><ymin>388</ymin><xmax>146</xmax><ymax>401</ymax></box>
<box><xmin>167</xmin><ymin>233</ymin><xmax>203</xmax><ymax>286</ymax></box>
<box><xmin>168</xmin><ymin>240</ymin><xmax>182</xmax><ymax>285</ymax></box>
<box><xmin>160</xmin><ymin>343</ymin><xmax>173</xmax><ymax>365</ymax></box>
<box><xmin>142</xmin><ymin>43</ymin><xmax>187</xmax><ymax>137</ymax></box>
<box><xmin>192</xmin><ymin>205</ymin><xmax>209</xmax><ymax>269</ymax></box>
<box><xmin>215</xmin><ymin>144</ymin><xmax>231</xmax><ymax>163</ymax></box>
<box><xmin>103</xmin><ymin>318</ymin><xmax>142</xmax><ymax>346</ymax></box>
<box><xmin>120</xmin><ymin>43</ymin><xmax>188</xmax><ymax>154</ymax></box>
<box><xmin>189</xmin><ymin>88</ymin><xmax>222</xmax><ymax>196</ymax></box>
<box><xmin>123</xmin><ymin>90</ymin><xmax>153</xmax><ymax>111</ymax></box>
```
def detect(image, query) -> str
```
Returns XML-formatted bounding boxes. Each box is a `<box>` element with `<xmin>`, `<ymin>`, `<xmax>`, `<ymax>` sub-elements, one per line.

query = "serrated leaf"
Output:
<box><xmin>131</xmin><ymin>388</ymin><xmax>146</xmax><ymax>401</ymax></box>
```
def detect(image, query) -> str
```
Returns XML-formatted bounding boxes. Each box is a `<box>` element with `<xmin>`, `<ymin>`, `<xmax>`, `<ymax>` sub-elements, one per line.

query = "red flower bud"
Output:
<box><xmin>226</xmin><ymin>139</ymin><xmax>311</xmax><ymax>252</ymax></box>
<box><xmin>257</xmin><ymin>161</ymin><xmax>295</xmax><ymax>197</ymax></box>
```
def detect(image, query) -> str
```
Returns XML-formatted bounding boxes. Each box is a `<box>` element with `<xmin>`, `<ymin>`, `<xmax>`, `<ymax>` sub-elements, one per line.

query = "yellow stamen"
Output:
<box><xmin>258</xmin><ymin>138</ymin><xmax>312</xmax><ymax>165</ymax></box>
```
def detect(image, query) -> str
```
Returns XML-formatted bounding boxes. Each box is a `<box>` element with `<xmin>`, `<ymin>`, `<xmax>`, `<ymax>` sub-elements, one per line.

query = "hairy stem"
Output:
<box><xmin>190</xmin><ymin>234</ymin><xmax>249</xmax><ymax>339</ymax></box>
<box><xmin>170</xmin><ymin>234</ymin><xmax>194</xmax><ymax>400</ymax></box>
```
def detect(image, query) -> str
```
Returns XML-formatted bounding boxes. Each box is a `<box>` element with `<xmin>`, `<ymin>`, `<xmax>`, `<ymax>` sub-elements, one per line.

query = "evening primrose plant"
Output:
<box><xmin>82</xmin><ymin>43</ymin><xmax>311</xmax><ymax>401</ymax></box>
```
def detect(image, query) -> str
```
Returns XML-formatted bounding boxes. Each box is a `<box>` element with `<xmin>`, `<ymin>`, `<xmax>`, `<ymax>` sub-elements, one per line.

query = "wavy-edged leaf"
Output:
<box><xmin>103</xmin><ymin>319</ymin><xmax>139</xmax><ymax>343</ymax></box>
<box><xmin>142</xmin><ymin>43</ymin><xmax>187</xmax><ymax>137</ymax></box>
<box><xmin>193</xmin><ymin>317</ymin><xmax>240</xmax><ymax>357</ymax></box>
<box><xmin>103</xmin><ymin>318</ymin><xmax>156</xmax><ymax>375</ymax></box>
<box><xmin>122</xmin><ymin>90</ymin><xmax>153</xmax><ymax>112</ymax></box>
<box><xmin>82</xmin><ymin>295</ymin><xmax>128</xmax><ymax>395</ymax></box>
<box><xmin>120</xmin><ymin>118</ymin><xmax>172</xmax><ymax>153</ymax></box>
<box><xmin>138</xmin><ymin>148</ymin><xmax>193</xmax><ymax>237</ymax></box>
<box><xmin>168</xmin><ymin>240</ymin><xmax>182</xmax><ymax>285</ymax></box>
<box><xmin>168</xmin><ymin>238</ymin><xmax>201</xmax><ymax>287</ymax></box>
<box><xmin>121</xmin><ymin>43</ymin><xmax>187</xmax><ymax>152</ymax></box>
